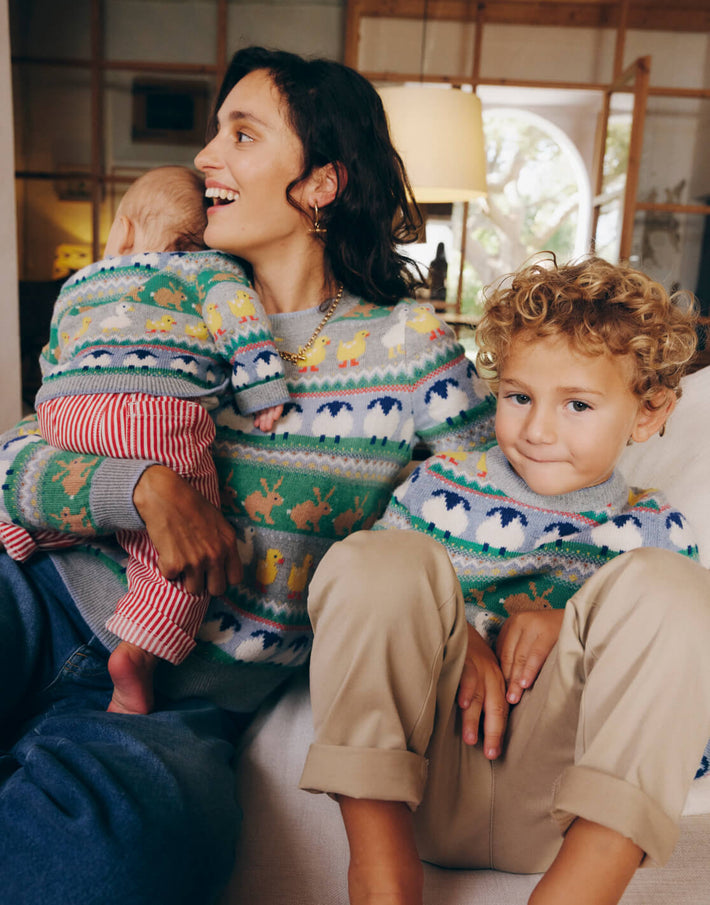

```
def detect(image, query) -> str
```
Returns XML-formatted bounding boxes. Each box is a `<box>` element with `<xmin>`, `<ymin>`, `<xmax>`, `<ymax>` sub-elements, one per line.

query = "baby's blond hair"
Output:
<box><xmin>476</xmin><ymin>254</ymin><xmax>698</xmax><ymax>408</ymax></box>
<box><xmin>117</xmin><ymin>166</ymin><xmax>207</xmax><ymax>252</ymax></box>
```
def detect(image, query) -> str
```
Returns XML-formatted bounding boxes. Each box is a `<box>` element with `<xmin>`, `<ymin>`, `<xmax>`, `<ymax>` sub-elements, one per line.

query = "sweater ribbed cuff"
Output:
<box><xmin>89</xmin><ymin>458</ymin><xmax>156</xmax><ymax>532</ymax></box>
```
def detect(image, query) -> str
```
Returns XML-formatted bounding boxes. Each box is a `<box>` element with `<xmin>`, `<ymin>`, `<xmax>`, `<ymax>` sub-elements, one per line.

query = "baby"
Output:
<box><xmin>0</xmin><ymin>165</ymin><xmax>290</xmax><ymax>714</ymax></box>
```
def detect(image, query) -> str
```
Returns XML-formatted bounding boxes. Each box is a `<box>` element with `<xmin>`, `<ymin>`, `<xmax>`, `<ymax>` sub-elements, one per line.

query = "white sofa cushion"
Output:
<box><xmin>619</xmin><ymin>366</ymin><xmax>710</xmax><ymax>567</ymax></box>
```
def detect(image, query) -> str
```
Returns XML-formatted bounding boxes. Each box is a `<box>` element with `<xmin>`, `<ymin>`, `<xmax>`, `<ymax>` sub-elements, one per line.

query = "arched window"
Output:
<box><xmin>459</xmin><ymin>107</ymin><xmax>591</xmax><ymax>315</ymax></box>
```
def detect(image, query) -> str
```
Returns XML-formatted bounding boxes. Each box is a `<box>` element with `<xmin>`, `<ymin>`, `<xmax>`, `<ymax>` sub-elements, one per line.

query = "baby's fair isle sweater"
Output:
<box><xmin>36</xmin><ymin>249</ymin><xmax>289</xmax><ymax>415</ymax></box>
<box><xmin>377</xmin><ymin>444</ymin><xmax>698</xmax><ymax>645</ymax></box>
<box><xmin>0</xmin><ymin>295</ymin><xmax>496</xmax><ymax>712</ymax></box>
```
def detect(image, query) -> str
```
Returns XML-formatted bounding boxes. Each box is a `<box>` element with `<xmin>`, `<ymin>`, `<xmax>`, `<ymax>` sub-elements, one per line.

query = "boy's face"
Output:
<box><xmin>495</xmin><ymin>332</ymin><xmax>652</xmax><ymax>496</ymax></box>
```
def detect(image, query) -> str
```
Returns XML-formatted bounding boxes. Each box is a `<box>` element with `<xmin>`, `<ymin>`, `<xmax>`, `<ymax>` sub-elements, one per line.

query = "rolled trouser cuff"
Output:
<box><xmin>300</xmin><ymin>742</ymin><xmax>428</xmax><ymax>810</ymax></box>
<box><xmin>553</xmin><ymin>765</ymin><xmax>679</xmax><ymax>866</ymax></box>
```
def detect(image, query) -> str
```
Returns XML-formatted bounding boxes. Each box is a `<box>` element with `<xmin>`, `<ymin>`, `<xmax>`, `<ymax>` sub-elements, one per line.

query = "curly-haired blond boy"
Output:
<box><xmin>299</xmin><ymin>255</ymin><xmax>710</xmax><ymax>905</ymax></box>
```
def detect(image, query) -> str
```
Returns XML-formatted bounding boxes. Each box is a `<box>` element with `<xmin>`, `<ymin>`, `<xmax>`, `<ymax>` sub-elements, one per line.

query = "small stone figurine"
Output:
<box><xmin>428</xmin><ymin>241</ymin><xmax>448</xmax><ymax>301</ymax></box>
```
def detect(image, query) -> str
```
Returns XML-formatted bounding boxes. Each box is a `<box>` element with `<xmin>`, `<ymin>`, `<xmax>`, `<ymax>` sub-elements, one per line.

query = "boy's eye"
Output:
<box><xmin>502</xmin><ymin>392</ymin><xmax>531</xmax><ymax>405</ymax></box>
<box><xmin>569</xmin><ymin>400</ymin><xmax>590</xmax><ymax>412</ymax></box>
<box><xmin>236</xmin><ymin>131</ymin><xmax>254</xmax><ymax>144</ymax></box>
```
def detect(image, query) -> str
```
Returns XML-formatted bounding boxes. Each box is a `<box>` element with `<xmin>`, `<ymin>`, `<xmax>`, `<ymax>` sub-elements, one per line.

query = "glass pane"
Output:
<box><xmin>639</xmin><ymin>96</ymin><xmax>710</xmax><ymax>209</ymax></box>
<box><xmin>631</xmin><ymin>212</ymin><xmax>707</xmax><ymax>298</ymax></box>
<box><xmin>14</xmin><ymin>65</ymin><xmax>92</xmax><ymax>171</ymax></box>
<box><xmin>600</xmin><ymin>93</ymin><xmax>633</xmax><ymax>200</ymax></box>
<box><xmin>625</xmin><ymin>30</ymin><xmax>710</xmax><ymax>91</ymax></box>
<box><xmin>481</xmin><ymin>24</ymin><xmax>615</xmax><ymax>85</ymax></box>
<box><xmin>229</xmin><ymin>2</ymin><xmax>344</xmax><ymax>62</ymax></box>
<box><xmin>10</xmin><ymin>0</ymin><xmax>92</xmax><ymax>60</ymax></box>
<box><xmin>594</xmin><ymin>200</ymin><xmax>623</xmax><ymax>263</ymax></box>
<box><xmin>16</xmin><ymin>178</ymin><xmax>93</xmax><ymax>282</ymax></box>
<box><xmin>105</xmin><ymin>1</ymin><xmax>217</xmax><ymax>65</ymax></box>
<box><xmin>359</xmin><ymin>17</ymin><xmax>475</xmax><ymax>78</ymax></box>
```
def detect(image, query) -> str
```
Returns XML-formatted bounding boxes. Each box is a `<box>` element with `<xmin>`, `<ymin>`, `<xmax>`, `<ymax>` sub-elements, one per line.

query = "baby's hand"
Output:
<box><xmin>496</xmin><ymin>609</ymin><xmax>564</xmax><ymax>705</ymax></box>
<box><xmin>253</xmin><ymin>404</ymin><xmax>284</xmax><ymax>433</ymax></box>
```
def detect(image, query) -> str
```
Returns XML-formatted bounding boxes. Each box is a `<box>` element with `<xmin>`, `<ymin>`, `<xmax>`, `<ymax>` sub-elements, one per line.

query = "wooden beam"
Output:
<box><xmin>619</xmin><ymin>56</ymin><xmax>650</xmax><ymax>261</ymax></box>
<box><xmin>351</xmin><ymin>0</ymin><xmax>710</xmax><ymax>32</ymax></box>
<box><xmin>90</xmin><ymin>0</ymin><xmax>103</xmax><ymax>262</ymax></box>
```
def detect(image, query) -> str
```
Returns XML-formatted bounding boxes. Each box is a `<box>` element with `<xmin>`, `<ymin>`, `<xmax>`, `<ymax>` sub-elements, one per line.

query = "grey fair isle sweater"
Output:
<box><xmin>36</xmin><ymin>249</ymin><xmax>290</xmax><ymax>415</ymax></box>
<box><xmin>0</xmin><ymin>294</ymin><xmax>497</xmax><ymax>713</ymax></box>
<box><xmin>377</xmin><ymin>444</ymin><xmax>699</xmax><ymax>645</ymax></box>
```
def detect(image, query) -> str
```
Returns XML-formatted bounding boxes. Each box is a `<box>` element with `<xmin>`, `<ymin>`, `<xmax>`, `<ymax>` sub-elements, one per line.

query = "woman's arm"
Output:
<box><xmin>1</xmin><ymin>417</ymin><xmax>242</xmax><ymax>593</ymax></box>
<box><xmin>407</xmin><ymin>310</ymin><xmax>496</xmax><ymax>454</ymax></box>
<box><xmin>0</xmin><ymin>415</ymin><xmax>147</xmax><ymax>536</ymax></box>
<box><xmin>133</xmin><ymin>465</ymin><xmax>242</xmax><ymax>595</ymax></box>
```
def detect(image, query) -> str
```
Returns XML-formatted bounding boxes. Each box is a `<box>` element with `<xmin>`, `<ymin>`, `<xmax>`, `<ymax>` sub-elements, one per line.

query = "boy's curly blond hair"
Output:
<box><xmin>476</xmin><ymin>254</ymin><xmax>698</xmax><ymax>407</ymax></box>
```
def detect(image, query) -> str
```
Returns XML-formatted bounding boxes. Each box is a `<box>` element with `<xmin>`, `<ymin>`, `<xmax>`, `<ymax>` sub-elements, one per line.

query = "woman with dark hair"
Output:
<box><xmin>0</xmin><ymin>47</ymin><xmax>494</xmax><ymax>905</ymax></box>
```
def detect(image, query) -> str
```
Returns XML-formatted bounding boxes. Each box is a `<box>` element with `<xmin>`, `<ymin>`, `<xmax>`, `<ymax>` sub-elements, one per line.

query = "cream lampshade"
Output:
<box><xmin>379</xmin><ymin>84</ymin><xmax>487</xmax><ymax>203</ymax></box>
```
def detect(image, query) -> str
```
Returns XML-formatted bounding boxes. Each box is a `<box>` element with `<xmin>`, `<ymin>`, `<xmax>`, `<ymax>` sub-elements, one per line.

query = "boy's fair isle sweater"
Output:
<box><xmin>35</xmin><ymin>249</ymin><xmax>289</xmax><ymax>415</ymax></box>
<box><xmin>377</xmin><ymin>444</ymin><xmax>699</xmax><ymax>645</ymax></box>
<box><xmin>0</xmin><ymin>294</ymin><xmax>496</xmax><ymax>712</ymax></box>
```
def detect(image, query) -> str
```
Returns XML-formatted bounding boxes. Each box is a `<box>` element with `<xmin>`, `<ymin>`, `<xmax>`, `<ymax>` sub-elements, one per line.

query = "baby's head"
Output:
<box><xmin>476</xmin><ymin>255</ymin><xmax>698</xmax><ymax>495</ymax></box>
<box><xmin>104</xmin><ymin>166</ymin><xmax>207</xmax><ymax>256</ymax></box>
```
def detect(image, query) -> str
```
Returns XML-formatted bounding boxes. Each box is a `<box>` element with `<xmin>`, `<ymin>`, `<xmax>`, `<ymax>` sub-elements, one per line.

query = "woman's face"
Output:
<box><xmin>194</xmin><ymin>68</ymin><xmax>309</xmax><ymax>261</ymax></box>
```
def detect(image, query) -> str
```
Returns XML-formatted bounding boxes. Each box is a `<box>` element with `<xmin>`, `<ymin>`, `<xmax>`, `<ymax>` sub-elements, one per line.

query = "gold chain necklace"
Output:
<box><xmin>277</xmin><ymin>283</ymin><xmax>344</xmax><ymax>364</ymax></box>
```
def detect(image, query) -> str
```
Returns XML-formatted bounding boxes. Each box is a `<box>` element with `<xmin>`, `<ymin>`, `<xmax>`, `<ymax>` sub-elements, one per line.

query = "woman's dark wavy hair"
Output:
<box><xmin>210</xmin><ymin>46</ymin><xmax>425</xmax><ymax>306</ymax></box>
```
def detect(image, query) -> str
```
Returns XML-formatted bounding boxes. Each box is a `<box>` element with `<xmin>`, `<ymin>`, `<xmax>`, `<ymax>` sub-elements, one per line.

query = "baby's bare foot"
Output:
<box><xmin>107</xmin><ymin>642</ymin><xmax>157</xmax><ymax>715</ymax></box>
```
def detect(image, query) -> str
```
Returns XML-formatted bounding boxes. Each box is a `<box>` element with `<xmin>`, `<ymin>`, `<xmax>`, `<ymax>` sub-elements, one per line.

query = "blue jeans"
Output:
<box><xmin>0</xmin><ymin>553</ymin><xmax>244</xmax><ymax>905</ymax></box>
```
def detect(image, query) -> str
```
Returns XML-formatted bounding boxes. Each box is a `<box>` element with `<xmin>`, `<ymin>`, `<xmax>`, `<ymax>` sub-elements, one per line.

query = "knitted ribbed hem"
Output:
<box><xmin>552</xmin><ymin>766</ymin><xmax>680</xmax><ymax>866</ymax></box>
<box><xmin>235</xmin><ymin>378</ymin><xmax>291</xmax><ymax>416</ymax></box>
<box><xmin>299</xmin><ymin>743</ymin><xmax>428</xmax><ymax>810</ymax></box>
<box><xmin>89</xmin><ymin>458</ymin><xmax>156</xmax><ymax>532</ymax></box>
<box><xmin>105</xmin><ymin>612</ymin><xmax>195</xmax><ymax>664</ymax></box>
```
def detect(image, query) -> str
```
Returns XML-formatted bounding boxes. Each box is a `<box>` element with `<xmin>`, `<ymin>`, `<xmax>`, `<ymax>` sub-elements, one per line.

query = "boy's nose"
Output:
<box><xmin>523</xmin><ymin>406</ymin><xmax>556</xmax><ymax>444</ymax></box>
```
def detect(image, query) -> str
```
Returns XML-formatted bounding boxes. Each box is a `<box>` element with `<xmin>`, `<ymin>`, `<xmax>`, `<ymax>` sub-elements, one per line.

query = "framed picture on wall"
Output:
<box><xmin>131</xmin><ymin>78</ymin><xmax>210</xmax><ymax>145</ymax></box>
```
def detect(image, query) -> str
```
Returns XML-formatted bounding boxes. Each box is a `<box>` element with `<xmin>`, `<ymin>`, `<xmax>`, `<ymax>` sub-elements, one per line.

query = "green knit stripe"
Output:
<box><xmin>215</xmin><ymin>450</ymin><xmax>392</xmax><ymax>538</ymax></box>
<box><xmin>3</xmin><ymin>442</ymin><xmax>102</xmax><ymax>535</ymax></box>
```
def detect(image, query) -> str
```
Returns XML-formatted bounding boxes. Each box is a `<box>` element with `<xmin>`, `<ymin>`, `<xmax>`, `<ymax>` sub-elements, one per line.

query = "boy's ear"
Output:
<box><xmin>630</xmin><ymin>390</ymin><xmax>677</xmax><ymax>443</ymax></box>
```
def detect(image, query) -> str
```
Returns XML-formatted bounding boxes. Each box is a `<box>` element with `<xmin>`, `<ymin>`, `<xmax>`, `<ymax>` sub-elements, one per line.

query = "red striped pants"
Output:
<box><xmin>3</xmin><ymin>393</ymin><xmax>219</xmax><ymax>664</ymax></box>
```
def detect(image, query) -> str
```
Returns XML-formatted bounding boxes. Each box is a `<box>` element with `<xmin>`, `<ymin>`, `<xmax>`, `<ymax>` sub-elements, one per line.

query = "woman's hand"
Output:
<box><xmin>457</xmin><ymin>623</ymin><xmax>509</xmax><ymax>759</ymax></box>
<box><xmin>133</xmin><ymin>464</ymin><xmax>242</xmax><ymax>596</ymax></box>
<box><xmin>496</xmin><ymin>610</ymin><xmax>564</xmax><ymax>705</ymax></box>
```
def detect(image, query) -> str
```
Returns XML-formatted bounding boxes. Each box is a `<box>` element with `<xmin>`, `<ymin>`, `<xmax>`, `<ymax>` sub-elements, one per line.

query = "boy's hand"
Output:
<box><xmin>457</xmin><ymin>623</ymin><xmax>509</xmax><ymax>759</ymax></box>
<box><xmin>496</xmin><ymin>610</ymin><xmax>564</xmax><ymax>705</ymax></box>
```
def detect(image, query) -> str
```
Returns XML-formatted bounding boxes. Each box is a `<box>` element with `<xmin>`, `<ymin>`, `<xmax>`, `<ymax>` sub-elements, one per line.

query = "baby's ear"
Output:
<box><xmin>630</xmin><ymin>390</ymin><xmax>677</xmax><ymax>443</ymax></box>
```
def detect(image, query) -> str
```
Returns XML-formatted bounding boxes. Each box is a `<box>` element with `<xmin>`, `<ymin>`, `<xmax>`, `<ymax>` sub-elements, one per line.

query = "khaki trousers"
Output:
<box><xmin>299</xmin><ymin>529</ymin><xmax>710</xmax><ymax>872</ymax></box>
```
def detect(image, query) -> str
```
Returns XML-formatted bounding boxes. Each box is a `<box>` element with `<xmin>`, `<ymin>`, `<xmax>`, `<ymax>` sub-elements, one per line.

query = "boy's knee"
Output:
<box><xmin>574</xmin><ymin>548</ymin><xmax>710</xmax><ymax>641</ymax></box>
<box><xmin>309</xmin><ymin>529</ymin><xmax>459</xmax><ymax>627</ymax></box>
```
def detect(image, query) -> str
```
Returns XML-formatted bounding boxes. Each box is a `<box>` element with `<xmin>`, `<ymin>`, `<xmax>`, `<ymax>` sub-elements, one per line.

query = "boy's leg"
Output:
<box><xmin>303</xmin><ymin>533</ymin><xmax>710</xmax><ymax>901</ymax></box>
<box><xmin>528</xmin><ymin>818</ymin><xmax>642</xmax><ymax>905</ymax></box>
<box><xmin>300</xmin><ymin>529</ymin><xmax>475</xmax><ymax>903</ymax></box>
<box><xmin>483</xmin><ymin>548</ymin><xmax>710</xmax><ymax>872</ymax></box>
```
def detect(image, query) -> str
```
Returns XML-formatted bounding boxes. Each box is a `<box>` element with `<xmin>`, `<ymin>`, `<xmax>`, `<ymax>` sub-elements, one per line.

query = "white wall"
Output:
<box><xmin>0</xmin><ymin>0</ymin><xmax>22</xmax><ymax>431</ymax></box>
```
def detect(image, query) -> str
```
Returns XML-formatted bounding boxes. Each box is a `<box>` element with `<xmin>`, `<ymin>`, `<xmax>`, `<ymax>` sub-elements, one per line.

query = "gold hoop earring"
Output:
<box><xmin>308</xmin><ymin>201</ymin><xmax>327</xmax><ymax>237</ymax></box>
